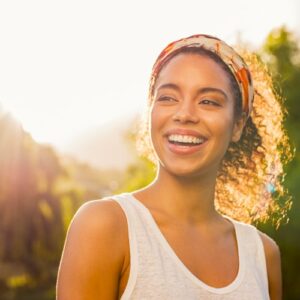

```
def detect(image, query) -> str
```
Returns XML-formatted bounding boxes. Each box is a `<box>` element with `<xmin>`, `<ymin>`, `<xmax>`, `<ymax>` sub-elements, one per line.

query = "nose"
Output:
<box><xmin>172</xmin><ymin>101</ymin><xmax>199</xmax><ymax>124</ymax></box>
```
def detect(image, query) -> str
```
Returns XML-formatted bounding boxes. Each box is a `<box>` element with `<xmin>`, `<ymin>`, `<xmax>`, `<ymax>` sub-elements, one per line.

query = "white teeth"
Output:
<box><xmin>168</xmin><ymin>134</ymin><xmax>204</xmax><ymax>144</ymax></box>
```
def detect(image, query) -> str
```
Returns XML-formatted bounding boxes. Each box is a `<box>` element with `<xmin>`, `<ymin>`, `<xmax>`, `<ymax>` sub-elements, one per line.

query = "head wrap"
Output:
<box><xmin>150</xmin><ymin>34</ymin><xmax>254</xmax><ymax>117</ymax></box>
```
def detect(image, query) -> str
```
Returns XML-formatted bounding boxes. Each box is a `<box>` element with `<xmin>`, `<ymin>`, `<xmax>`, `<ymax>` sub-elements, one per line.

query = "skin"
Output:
<box><xmin>56</xmin><ymin>53</ymin><xmax>282</xmax><ymax>300</ymax></box>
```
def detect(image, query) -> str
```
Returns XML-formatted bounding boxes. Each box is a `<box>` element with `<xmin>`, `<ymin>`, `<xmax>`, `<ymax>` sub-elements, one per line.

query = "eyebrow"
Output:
<box><xmin>156</xmin><ymin>83</ymin><xmax>228</xmax><ymax>100</ymax></box>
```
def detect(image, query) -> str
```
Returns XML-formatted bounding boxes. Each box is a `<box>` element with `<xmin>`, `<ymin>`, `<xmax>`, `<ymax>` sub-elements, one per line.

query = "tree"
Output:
<box><xmin>0</xmin><ymin>109</ymin><xmax>122</xmax><ymax>299</ymax></box>
<box><xmin>258</xmin><ymin>27</ymin><xmax>300</xmax><ymax>300</ymax></box>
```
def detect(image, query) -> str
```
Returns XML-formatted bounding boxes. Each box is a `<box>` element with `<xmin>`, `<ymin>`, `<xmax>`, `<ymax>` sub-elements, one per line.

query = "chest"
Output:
<box><xmin>118</xmin><ymin>223</ymin><xmax>239</xmax><ymax>299</ymax></box>
<box><xmin>167</xmin><ymin>226</ymin><xmax>239</xmax><ymax>282</ymax></box>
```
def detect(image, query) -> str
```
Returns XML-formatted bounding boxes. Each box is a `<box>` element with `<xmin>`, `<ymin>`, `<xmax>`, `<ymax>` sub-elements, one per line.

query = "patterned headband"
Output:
<box><xmin>150</xmin><ymin>34</ymin><xmax>254</xmax><ymax>117</ymax></box>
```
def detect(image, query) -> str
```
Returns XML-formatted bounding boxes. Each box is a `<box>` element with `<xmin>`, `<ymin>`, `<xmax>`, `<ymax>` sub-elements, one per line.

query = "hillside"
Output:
<box><xmin>62</xmin><ymin>112</ymin><xmax>140</xmax><ymax>170</ymax></box>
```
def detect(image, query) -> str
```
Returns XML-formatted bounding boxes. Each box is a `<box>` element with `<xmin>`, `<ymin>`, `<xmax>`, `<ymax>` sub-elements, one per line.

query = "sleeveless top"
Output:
<box><xmin>110</xmin><ymin>193</ymin><xmax>270</xmax><ymax>300</ymax></box>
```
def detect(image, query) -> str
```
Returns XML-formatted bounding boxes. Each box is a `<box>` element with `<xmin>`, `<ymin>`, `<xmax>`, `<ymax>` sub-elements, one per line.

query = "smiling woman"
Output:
<box><xmin>150</xmin><ymin>53</ymin><xmax>239</xmax><ymax>176</ymax></box>
<box><xmin>56</xmin><ymin>34</ymin><xmax>292</xmax><ymax>300</ymax></box>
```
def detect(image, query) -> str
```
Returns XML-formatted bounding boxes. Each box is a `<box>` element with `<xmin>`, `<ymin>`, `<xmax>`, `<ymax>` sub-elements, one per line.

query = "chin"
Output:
<box><xmin>158</xmin><ymin>155</ymin><xmax>222</xmax><ymax>180</ymax></box>
<box><xmin>159</xmin><ymin>162</ymin><xmax>208</xmax><ymax>180</ymax></box>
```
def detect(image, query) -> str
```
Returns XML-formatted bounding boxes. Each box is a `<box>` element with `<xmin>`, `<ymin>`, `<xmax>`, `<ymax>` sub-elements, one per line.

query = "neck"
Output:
<box><xmin>138</xmin><ymin>165</ymin><xmax>221</xmax><ymax>224</ymax></box>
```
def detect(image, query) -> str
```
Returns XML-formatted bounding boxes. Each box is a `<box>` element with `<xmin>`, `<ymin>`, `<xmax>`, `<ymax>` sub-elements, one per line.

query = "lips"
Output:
<box><xmin>165</xmin><ymin>128</ymin><xmax>207</xmax><ymax>140</ymax></box>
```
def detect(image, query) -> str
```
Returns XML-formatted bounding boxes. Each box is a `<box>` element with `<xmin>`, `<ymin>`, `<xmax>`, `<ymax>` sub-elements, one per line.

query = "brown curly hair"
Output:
<box><xmin>136</xmin><ymin>46</ymin><xmax>293</xmax><ymax>227</ymax></box>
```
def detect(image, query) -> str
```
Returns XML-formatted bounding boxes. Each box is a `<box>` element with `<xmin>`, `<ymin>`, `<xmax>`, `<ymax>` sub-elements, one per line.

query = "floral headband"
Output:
<box><xmin>150</xmin><ymin>34</ymin><xmax>254</xmax><ymax>117</ymax></box>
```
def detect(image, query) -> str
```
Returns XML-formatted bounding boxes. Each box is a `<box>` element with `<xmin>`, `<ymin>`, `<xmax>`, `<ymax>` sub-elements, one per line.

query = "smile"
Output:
<box><xmin>168</xmin><ymin>134</ymin><xmax>205</xmax><ymax>145</ymax></box>
<box><xmin>166</xmin><ymin>134</ymin><xmax>208</xmax><ymax>155</ymax></box>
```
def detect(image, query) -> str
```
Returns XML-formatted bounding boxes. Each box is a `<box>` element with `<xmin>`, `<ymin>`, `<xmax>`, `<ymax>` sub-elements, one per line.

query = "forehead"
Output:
<box><xmin>154</xmin><ymin>53</ymin><xmax>231</xmax><ymax>92</ymax></box>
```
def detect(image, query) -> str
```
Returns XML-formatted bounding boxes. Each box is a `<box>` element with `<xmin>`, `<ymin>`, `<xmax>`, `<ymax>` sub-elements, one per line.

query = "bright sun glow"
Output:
<box><xmin>0</xmin><ymin>0</ymin><xmax>298</xmax><ymax>150</ymax></box>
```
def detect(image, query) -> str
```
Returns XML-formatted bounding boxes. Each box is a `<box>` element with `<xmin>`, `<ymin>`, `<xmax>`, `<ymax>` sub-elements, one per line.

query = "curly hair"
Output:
<box><xmin>136</xmin><ymin>47</ymin><xmax>293</xmax><ymax>227</ymax></box>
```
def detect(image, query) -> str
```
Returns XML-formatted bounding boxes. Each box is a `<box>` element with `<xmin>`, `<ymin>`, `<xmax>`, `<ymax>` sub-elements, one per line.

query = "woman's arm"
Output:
<box><xmin>56</xmin><ymin>199</ymin><xmax>126</xmax><ymax>300</ymax></box>
<box><xmin>258</xmin><ymin>231</ymin><xmax>282</xmax><ymax>300</ymax></box>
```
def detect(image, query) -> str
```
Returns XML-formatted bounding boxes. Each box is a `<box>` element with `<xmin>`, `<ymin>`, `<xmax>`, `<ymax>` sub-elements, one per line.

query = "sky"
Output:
<box><xmin>0</xmin><ymin>0</ymin><xmax>299</xmax><ymax>150</ymax></box>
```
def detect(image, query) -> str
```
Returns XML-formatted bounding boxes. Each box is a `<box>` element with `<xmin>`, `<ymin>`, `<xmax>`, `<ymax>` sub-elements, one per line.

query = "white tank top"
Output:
<box><xmin>111</xmin><ymin>193</ymin><xmax>270</xmax><ymax>300</ymax></box>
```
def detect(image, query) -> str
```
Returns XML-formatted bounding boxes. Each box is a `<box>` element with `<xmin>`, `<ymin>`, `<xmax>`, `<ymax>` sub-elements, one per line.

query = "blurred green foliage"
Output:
<box><xmin>257</xmin><ymin>27</ymin><xmax>300</xmax><ymax>300</ymax></box>
<box><xmin>0</xmin><ymin>26</ymin><xmax>299</xmax><ymax>300</ymax></box>
<box><xmin>0</xmin><ymin>113</ymin><xmax>123</xmax><ymax>299</ymax></box>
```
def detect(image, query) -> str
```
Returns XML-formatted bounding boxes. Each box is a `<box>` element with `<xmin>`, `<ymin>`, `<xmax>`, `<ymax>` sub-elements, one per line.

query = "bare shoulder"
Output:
<box><xmin>72</xmin><ymin>198</ymin><xmax>127</xmax><ymax>236</ymax></box>
<box><xmin>257</xmin><ymin>230</ymin><xmax>282</xmax><ymax>300</ymax></box>
<box><xmin>66</xmin><ymin>198</ymin><xmax>128</xmax><ymax>251</ymax></box>
<box><xmin>57</xmin><ymin>198</ymin><xmax>128</xmax><ymax>300</ymax></box>
<box><xmin>257</xmin><ymin>230</ymin><xmax>281</xmax><ymax>260</ymax></box>
<box><xmin>66</xmin><ymin>197</ymin><xmax>129</xmax><ymax>264</ymax></box>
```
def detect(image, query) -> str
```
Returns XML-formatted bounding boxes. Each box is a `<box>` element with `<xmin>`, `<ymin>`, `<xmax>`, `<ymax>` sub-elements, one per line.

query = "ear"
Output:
<box><xmin>231</xmin><ymin>113</ymin><xmax>247</xmax><ymax>142</ymax></box>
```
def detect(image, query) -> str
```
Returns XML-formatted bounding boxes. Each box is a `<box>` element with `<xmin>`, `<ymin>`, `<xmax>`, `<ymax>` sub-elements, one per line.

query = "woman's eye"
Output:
<box><xmin>200</xmin><ymin>99</ymin><xmax>219</xmax><ymax>106</ymax></box>
<box><xmin>157</xmin><ymin>96</ymin><xmax>177</xmax><ymax>102</ymax></box>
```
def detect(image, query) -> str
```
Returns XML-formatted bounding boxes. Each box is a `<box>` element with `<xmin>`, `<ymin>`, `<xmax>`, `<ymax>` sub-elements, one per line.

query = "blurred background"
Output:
<box><xmin>0</xmin><ymin>0</ymin><xmax>299</xmax><ymax>299</ymax></box>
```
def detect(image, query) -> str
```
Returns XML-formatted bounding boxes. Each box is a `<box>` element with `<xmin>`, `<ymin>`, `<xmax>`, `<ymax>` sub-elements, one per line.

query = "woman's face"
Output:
<box><xmin>150</xmin><ymin>53</ymin><xmax>245</xmax><ymax>178</ymax></box>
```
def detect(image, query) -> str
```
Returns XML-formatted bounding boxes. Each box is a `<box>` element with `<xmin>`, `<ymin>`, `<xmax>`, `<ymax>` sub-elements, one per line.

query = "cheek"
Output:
<box><xmin>149</xmin><ymin>105</ymin><xmax>170</xmax><ymax>153</ymax></box>
<box><xmin>149</xmin><ymin>110</ymin><xmax>161</xmax><ymax>148</ymax></box>
<box><xmin>206</xmin><ymin>111</ymin><xmax>235</xmax><ymax>141</ymax></box>
<box><xmin>149</xmin><ymin>106</ymin><xmax>160</xmax><ymax>144</ymax></box>
<box><xmin>150</xmin><ymin>104</ymin><xmax>169</xmax><ymax>131</ymax></box>
<box><xmin>206</xmin><ymin>108</ymin><xmax>233</xmax><ymax>125</ymax></box>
